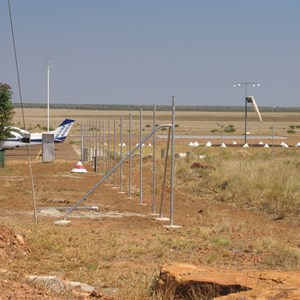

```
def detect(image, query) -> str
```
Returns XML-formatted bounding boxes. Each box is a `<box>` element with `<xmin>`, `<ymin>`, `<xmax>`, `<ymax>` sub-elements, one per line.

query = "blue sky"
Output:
<box><xmin>1</xmin><ymin>0</ymin><xmax>300</xmax><ymax>107</ymax></box>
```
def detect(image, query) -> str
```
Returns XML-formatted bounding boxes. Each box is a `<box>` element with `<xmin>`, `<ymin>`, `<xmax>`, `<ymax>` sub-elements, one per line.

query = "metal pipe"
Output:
<box><xmin>99</xmin><ymin>120</ymin><xmax>104</xmax><ymax>174</ymax></box>
<box><xmin>113</xmin><ymin>118</ymin><xmax>117</xmax><ymax>188</ymax></box>
<box><xmin>102</xmin><ymin>120</ymin><xmax>105</xmax><ymax>174</ymax></box>
<box><xmin>139</xmin><ymin>108</ymin><xmax>143</xmax><ymax>204</ymax></box>
<box><xmin>169</xmin><ymin>95</ymin><xmax>176</xmax><ymax>226</ymax></box>
<box><xmin>98</xmin><ymin>120</ymin><xmax>101</xmax><ymax>171</ymax></box>
<box><xmin>51</xmin><ymin>206</ymin><xmax>99</xmax><ymax>211</ymax></box>
<box><xmin>93</xmin><ymin>120</ymin><xmax>96</xmax><ymax>162</ymax></box>
<box><xmin>120</xmin><ymin>116</ymin><xmax>123</xmax><ymax>193</ymax></box>
<box><xmin>152</xmin><ymin>103</ymin><xmax>157</xmax><ymax>214</ymax></box>
<box><xmin>95</xmin><ymin>120</ymin><xmax>99</xmax><ymax>172</ymax></box>
<box><xmin>128</xmin><ymin>113</ymin><xmax>132</xmax><ymax>198</ymax></box>
<box><xmin>107</xmin><ymin>119</ymin><xmax>111</xmax><ymax>184</ymax></box>
<box><xmin>93</xmin><ymin>149</ymin><xmax>97</xmax><ymax>172</ymax></box>
<box><xmin>159</xmin><ymin>127</ymin><xmax>171</xmax><ymax>218</ymax></box>
<box><xmin>94</xmin><ymin>121</ymin><xmax>97</xmax><ymax>171</ymax></box>
<box><xmin>80</xmin><ymin>124</ymin><xmax>84</xmax><ymax>162</ymax></box>
<box><xmin>87</xmin><ymin>120</ymin><xmax>90</xmax><ymax>161</ymax></box>
<box><xmin>245</xmin><ymin>96</ymin><xmax>248</xmax><ymax>145</ymax></box>
<box><xmin>64</xmin><ymin>124</ymin><xmax>172</xmax><ymax>219</ymax></box>
<box><xmin>98</xmin><ymin>120</ymin><xmax>101</xmax><ymax>173</ymax></box>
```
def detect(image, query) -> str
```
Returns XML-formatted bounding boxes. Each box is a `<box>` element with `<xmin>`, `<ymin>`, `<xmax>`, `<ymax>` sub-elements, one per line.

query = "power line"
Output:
<box><xmin>8</xmin><ymin>0</ymin><xmax>38</xmax><ymax>224</ymax></box>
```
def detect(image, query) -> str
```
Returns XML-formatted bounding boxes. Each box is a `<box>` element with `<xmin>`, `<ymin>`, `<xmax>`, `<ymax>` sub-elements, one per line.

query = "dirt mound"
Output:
<box><xmin>0</xmin><ymin>225</ymin><xmax>117</xmax><ymax>299</ymax></box>
<box><xmin>0</xmin><ymin>279</ymin><xmax>61</xmax><ymax>300</ymax></box>
<box><xmin>0</xmin><ymin>225</ymin><xmax>29</xmax><ymax>261</ymax></box>
<box><xmin>156</xmin><ymin>262</ymin><xmax>300</xmax><ymax>299</ymax></box>
<box><xmin>0</xmin><ymin>225</ymin><xmax>58</xmax><ymax>299</ymax></box>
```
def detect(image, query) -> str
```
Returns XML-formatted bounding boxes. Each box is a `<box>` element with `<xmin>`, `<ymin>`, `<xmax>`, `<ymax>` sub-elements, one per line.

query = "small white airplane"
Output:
<box><xmin>1</xmin><ymin>119</ymin><xmax>75</xmax><ymax>150</ymax></box>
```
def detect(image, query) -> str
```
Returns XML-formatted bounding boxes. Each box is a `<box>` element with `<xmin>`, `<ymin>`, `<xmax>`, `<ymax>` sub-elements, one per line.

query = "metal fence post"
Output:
<box><xmin>139</xmin><ymin>108</ymin><xmax>144</xmax><ymax>205</ymax></box>
<box><xmin>128</xmin><ymin>113</ymin><xmax>133</xmax><ymax>199</ymax></box>
<box><xmin>165</xmin><ymin>95</ymin><xmax>181</xmax><ymax>228</ymax></box>
<box><xmin>102</xmin><ymin>120</ymin><xmax>105</xmax><ymax>175</ymax></box>
<box><xmin>107</xmin><ymin>119</ymin><xmax>111</xmax><ymax>184</ymax></box>
<box><xmin>112</xmin><ymin>117</ymin><xmax>117</xmax><ymax>189</ymax></box>
<box><xmin>119</xmin><ymin>116</ymin><xmax>125</xmax><ymax>193</ymax></box>
<box><xmin>152</xmin><ymin>103</ymin><xmax>158</xmax><ymax>215</ymax></box>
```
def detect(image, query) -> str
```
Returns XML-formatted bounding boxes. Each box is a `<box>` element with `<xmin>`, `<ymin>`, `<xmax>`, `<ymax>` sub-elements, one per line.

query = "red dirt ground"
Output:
<box><xmin>1</xmin><ymin>141</ymin><xmax>300</xmax><ymax>299</ymax></box>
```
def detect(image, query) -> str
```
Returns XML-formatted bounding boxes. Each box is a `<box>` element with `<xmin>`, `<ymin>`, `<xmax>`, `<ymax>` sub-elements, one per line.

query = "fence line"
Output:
<box><xmin>68</xmin><ymin>99</ymin><xmax>179</xmax><ymax>227</ymax></box>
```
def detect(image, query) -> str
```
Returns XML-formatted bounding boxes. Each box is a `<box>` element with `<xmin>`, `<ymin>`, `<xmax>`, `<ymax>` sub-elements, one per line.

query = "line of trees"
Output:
<box><xmin>11</xmin><ymin>102</ymin><xmax>300</xmax><ymax>112</ymax></box>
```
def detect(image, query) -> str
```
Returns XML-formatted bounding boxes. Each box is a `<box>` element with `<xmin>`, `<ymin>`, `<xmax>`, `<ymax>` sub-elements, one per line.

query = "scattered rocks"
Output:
<box><xmin>26</xmin><ymin>275</ymin><xmax>118</xmax><ymax>299</ymax></box>
<box><xmin>155</xmin><ymin>262</ymin><xmax>300</xmax><ymax>299</ymax></box>
<box><xmin>0</xmin><ymin>248</ymin><xmax>9</xmax><ymax>260</ymax></box>
<box><xmin>0</xmin><ymin>278</ymin><xmax>60</xmax><ymax>299</ymax></box>
<box><xmin>0</xmin><ymin>268</ymin><xmax>9</xmax><ymax>275</ymax></box>
<box><xmin>16</xmin><ymin>234</ymin><xmax>25</xmax><ymax>244</ymax></box>
<box><xmin>54</xmin><ymin>219</ymin><xmax>72</xmax><ymax>226</ymax></box>
<box><xmin>142</xmin><ymin>154</ymin><xmax>153</xmax><ymax>162</ymax></box>
<box><xmin>26</xmin><ymin>275</ymin><xmax>68</xmax><ymax>294</ymax></box>
<box><xmin>191</xmin><ymin>161</ymin><xmax>210</xmax><ymax>169</ymax></box>
<box><xmin>0</xmin><ymin>225</ymin><xmax>29</xmax><ymax>261</ymax></box>
<box><xmin>175</xmin><ymin>153</ymin><xmax>187</xmax><ymax>158</ymax></box>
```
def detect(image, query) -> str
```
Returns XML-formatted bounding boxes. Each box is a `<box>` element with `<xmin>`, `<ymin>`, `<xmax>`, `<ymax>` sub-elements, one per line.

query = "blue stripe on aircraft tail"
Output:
<box><xmin>59</xmin><ymin>119</ymin><xmax>75</xmax><ymax>126</ymax></box>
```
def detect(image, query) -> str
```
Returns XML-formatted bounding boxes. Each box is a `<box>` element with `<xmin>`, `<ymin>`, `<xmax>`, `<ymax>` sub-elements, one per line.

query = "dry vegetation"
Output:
<box><xmin>12</xmin><ymin>107</ymin><xmax>300</xmax><ymax>138</ymax></box>
<box><xmin>1</xmin><ymin>108</ymin><xmax>300</xmax><ymax>299</ymax></box>
<box><xmin>178</xmin><ymin>147</ymin><xmax>300</xmax><ymax>220</ymax></box>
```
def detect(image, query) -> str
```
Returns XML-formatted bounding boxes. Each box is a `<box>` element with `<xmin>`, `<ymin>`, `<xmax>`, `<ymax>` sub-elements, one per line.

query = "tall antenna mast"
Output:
<box><xmin>47</xmin><ymin>57</ymin><xmax>54</xmax><ymax>132</ymax></box>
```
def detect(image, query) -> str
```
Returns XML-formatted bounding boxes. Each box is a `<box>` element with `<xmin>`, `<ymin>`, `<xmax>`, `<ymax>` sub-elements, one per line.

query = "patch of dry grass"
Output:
<box><xmin>12</xmin><ymin>107</ymin><xmax>300</xmax><ymax>139</ymax></box>
<box><xmin>183</xmin><ymin>148</ymin><xmax>300</xmax><ymax>221</ymax></box>
<box><xmin>2</xmin><ymin>108</ymin><xmax>300</xmax><ymax>299</ymax></box>
<box><xmin>2</xmin><ymin>207</ymin><xmax>299</xmax><ymax>300</ymax></box>
<box><xmin>256</xmin><ymin>237</ymin><xmax>300</xmax><ymax>270</ymax></box>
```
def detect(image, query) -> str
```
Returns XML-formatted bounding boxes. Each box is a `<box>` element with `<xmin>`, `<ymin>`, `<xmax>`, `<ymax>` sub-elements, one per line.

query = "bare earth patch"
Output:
<box><xmin>1</xmin><ymin>140</ymin><xmax>300</xmax><ymax>299</ymax></box>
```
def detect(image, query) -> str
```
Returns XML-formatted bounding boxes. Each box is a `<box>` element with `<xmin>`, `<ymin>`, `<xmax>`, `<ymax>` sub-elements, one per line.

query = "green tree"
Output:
<box><xmin>0</xmin><ymin>83</ymin><xmax>15</xmax><ymax>141</ymax></box>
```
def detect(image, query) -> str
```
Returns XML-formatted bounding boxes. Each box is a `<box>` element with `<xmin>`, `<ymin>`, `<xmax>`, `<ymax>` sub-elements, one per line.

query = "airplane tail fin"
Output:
<box><xmin>52</xmin><ymin>119</ymin><xmax>75</xmax><ymax>142</ymax></box>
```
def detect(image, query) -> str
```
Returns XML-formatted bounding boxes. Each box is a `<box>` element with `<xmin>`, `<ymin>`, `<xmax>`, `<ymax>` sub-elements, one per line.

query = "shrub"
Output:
<box><xmin>0</xmin><ymin>83</ymin><xmax>15</xmax><ymax>141</ymax></box>
<box><xmin>287</xmin><ymin>130</ymin><xmax>296</xmax><ymax>134</ymax></box>
<box><xmin>224</xmin><ymin>126</ymin><xmax>236</xmax><ymax>133</ymax></box>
